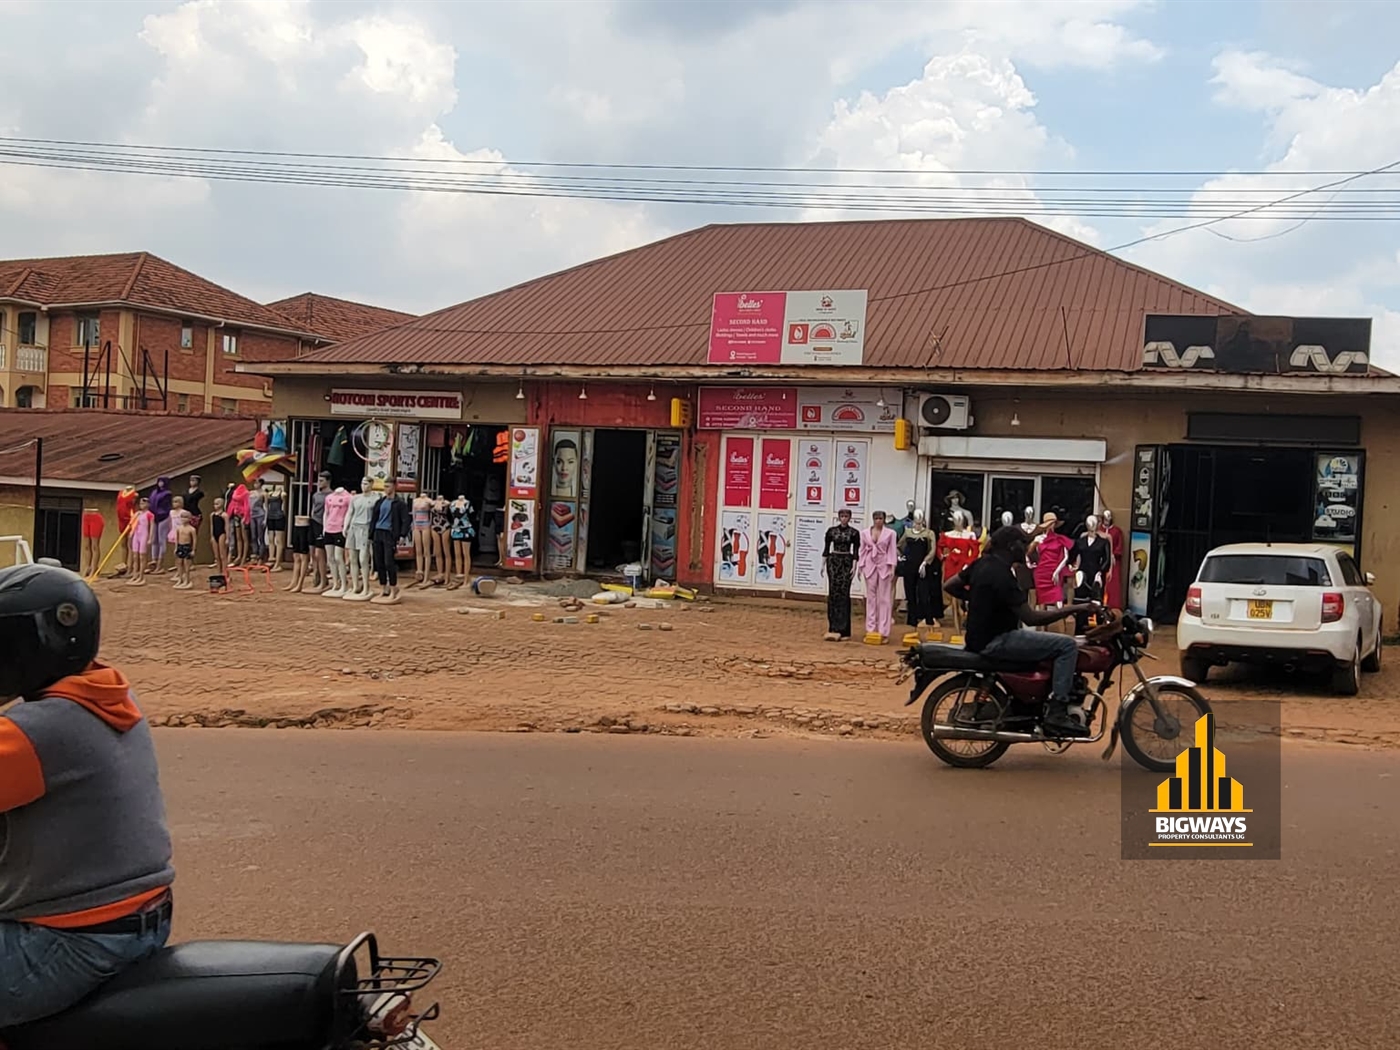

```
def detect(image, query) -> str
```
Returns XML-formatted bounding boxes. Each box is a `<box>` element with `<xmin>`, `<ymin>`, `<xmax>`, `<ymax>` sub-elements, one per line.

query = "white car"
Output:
<box><xmin>1176</xmin><ymin>543</ymin><xmax>1383</xmax><ymax>696</ymax></box>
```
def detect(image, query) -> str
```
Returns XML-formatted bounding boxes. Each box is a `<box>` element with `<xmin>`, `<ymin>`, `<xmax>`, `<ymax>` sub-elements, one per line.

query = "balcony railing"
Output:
<box><xmin>0</xmin><ymin>344</ymin><xmax>6</xmax><ymax>369</ymax></box>
<box><xmin>15</xmin><ymin>344</ymin><xmax>47</xmax><ymax>373</ymax></box>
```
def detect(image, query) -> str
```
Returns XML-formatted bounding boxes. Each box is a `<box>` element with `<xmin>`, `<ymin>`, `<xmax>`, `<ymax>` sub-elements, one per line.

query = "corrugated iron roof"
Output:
<box><xmin>0</xmin><ymin>252</ymin><xmax>319</xmax><ymax>336</ymax></box>
<box><xmin>0</xmin><ymin>409</ymin><xmax>256</xmax><ymax>488</ymax></box>
<box><xmin>267</xmin><ymin>292</ymin><xmax>416</xmax><ymax>344</ymax></box>
<box><xmin>294</xmin><ymin>218</ymin><xmax>1244</xmax><ymax>372</ymax></box>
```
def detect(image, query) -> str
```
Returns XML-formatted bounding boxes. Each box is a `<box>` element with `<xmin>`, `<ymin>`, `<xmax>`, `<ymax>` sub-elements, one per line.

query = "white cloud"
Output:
<box><xmin>801</xmin><ymin>51</ymin><xmax>1101</xmax><ymax>245</ymax></box>
<box><xmin>1126</xmin><ymin>50</ymin><xmax>1400</xmax><ymax>369</ymax></box>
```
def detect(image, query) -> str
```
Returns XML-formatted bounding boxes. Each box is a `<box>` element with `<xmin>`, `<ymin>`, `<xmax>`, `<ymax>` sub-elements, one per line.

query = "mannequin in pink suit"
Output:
<box><xmin>858</xmin><ymin>510</ymin><xmax>900</xmax><ymax>641</ymax></box>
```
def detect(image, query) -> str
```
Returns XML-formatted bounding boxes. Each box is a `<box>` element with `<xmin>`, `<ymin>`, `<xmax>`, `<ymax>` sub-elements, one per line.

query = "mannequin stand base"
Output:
<box><xmin>371</xmin><ymin>592</ymin><xmax>402</xmax><ymax>606</ymax></box>
<box><xmin>322</xmin><ymin>587</ymin><xmax>346</xmax><ymax>599</ymax></box>
<box><xmin>343</xmin><ymin>589</ymin><xmax>373</xmax><ymax>602</ymax></box>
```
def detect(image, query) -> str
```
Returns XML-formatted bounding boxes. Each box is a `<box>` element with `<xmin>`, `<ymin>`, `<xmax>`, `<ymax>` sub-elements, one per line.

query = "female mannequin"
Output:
<box><xmin>248</xmin><ymin>480</ymin><xmax>267</xmax><ymax>565</ymax></box>
<box><xmin>285</xmin><ymin>513</ymin><xmax>312</xmax><ymax>593</ymax></box>
<box><xmin>126</xmin><ymin>497</ymin><xmax>153</xmax><ymax>586</ymax></box>
<box><xmin>149</xmin><ymin>478</ymin><xmax>172</xmax><ymax>574</ymax></box>
<box><xmin>821</xmin><ymin>509</ymin><xmax>860</xmax><ymax>641</ymax></box>
<box><xmin>1071</xmin><ymin>514</ymin><xmax>1111</xmax><ymax>633</ymax></box>
<box><xmin>858</xmin><ymin>510</ymin><xmax>899</xmax><ymax>643</ymax></box>
<box><xmin>164</xmin><ymin>496</ymin><xmax>185</xmax><ymax>574</ymax></box>
<box><xmin>448</xmin><ymin>495</ymin><xmax>474</xmax><ymax>589</ymax></box>
<box><xmin>936</xmin><ymin>510</ymin><xmax>981</xmax><ymax>633</ymax></box>
<box><xmin>1020</xmin><ymin>505</ymin><xmax>1037</xmax><ymax>535</ymax></box>
<box><xmin>1030</xmin><ymin>512</ymin><xmax>1075</xmax><ymax>630</ymax></box>
<box><xmin>411</xmin><ymin>491</ymin><xmax>433</xmax><ymax>587</ymax></box>
<box><xmin>228</xmin><ymin>484</ymin><xmax>251</xmax><ymax>567</ymax></box>
<box><xmin>430</xmin><ymin>494</ymin><xmax>450</xmax><ymax>586</ymax></box>
<box><xmin>116</xmin><ymin>485</ymin><xmax>138</xmax><ymax>576</ymax></box>
<box><xmin>321</xmin><ymin>485</ymin><xmax>353</xmax><ymax>598</ymax></box>
<box><xmin>265</xmin><ymin>483</ymin><xmax>287</xmax><ymax>570</ymax></box>
<box><xmin>1101</xmin><ymin>509</ymin><xmax>1125</xmax><ymax>610</ymax></box>
<box><xmin>897</xmin><ymin>509</ymin><xmax>943</xmax><ymax>631</ymax></box>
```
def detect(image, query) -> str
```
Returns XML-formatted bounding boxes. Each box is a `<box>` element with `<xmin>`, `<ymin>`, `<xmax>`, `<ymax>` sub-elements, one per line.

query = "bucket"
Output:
<box><xmin>471</xmin><ymin>576</ymin><xmax>498</xmax><ymax>597</ymax></box>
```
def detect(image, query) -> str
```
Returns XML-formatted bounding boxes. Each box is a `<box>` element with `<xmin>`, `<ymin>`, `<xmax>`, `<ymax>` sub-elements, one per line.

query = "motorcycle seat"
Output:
<box><xmin>915</xmin><ymin>642</ymin><xmax>1043</xmax><ymax>673</ymax></box>
<box><xmin>0</xmin><ymin>940</ymin><xmax>350</xmax><ymax>1050</ymax></box>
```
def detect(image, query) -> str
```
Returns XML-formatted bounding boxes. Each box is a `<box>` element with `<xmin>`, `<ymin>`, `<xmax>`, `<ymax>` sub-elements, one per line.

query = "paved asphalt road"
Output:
<box><xmin>158</xmin><ymin>730</ymin><xmax>1398</xmax><ymax>1050</ymax></box>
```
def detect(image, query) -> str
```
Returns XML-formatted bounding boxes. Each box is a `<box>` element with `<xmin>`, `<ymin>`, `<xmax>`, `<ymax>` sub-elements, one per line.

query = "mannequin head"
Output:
<box><xmin>1000</xmin><ymin>510</ymin><xmax>1014</xmax><ymax>527</ymax></box>
<box><xmin>188</xmin><ymin>474</ymin><xmax>201</xmax><ymax>492</ymax></box>
<box><xmin>837</xmin><ymin>508</ymin><xmax>852</xmax><ymax>528</ymax></box>
<box><xmin>905</xmin><ymin>499</ymin><xmax>916</xmax><ymax>517</ymax></box>
<box><xmin>317</xmin><ymin>472</ymin><xmax>330</xmax><ymax>492</ymax></box>
<box><xmin>1102</xmin><ymin>508</ymin><xmax>1114</xmax><ymax>526</ymax></box>
<box><xmin>1024</xmin><ymin>506</ymin><xmax>1035</xmax><ymax>524</ymax></box>
<box><xmin>870</xmin><ymin>510</ymin><xmax>887</xmax><ymax>533</ymax></box>
<box><xmin>361</xmin><ymin>477</ymin><xmax>372</xmax><ymax>493</ymax></box>
<box><xmin>1085</xmin><ymin>513</ymin><xmax>1099</xmax><ymax>533</ymax></box>
<box><xmin>1041</xmin><ymin>511</ymin><xmax>1059</xmax><ymax>533</ymax></box>
<box><xmin>913</xmin><ymin>508</ymin><xmax>926</xmax><ymax>526</ymax></box>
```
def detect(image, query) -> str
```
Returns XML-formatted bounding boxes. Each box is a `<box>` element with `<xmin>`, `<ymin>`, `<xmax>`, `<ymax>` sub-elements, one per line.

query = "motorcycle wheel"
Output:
<box><xmin>920</xmin><ymin>673</ymin><xmax>1011</xmax><ymax>769</ymax></box>
<box><xmin>1119</xmin><ymin>684</ymin><xmax>1212</xmax><ymax>773</ymax></box>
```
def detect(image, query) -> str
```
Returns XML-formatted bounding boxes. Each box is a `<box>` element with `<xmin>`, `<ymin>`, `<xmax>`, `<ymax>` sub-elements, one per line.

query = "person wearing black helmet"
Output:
<box><xmin>0</xmin><ymin>562</ymin><xmax>174</xmax><ymax>1026</ymax></box>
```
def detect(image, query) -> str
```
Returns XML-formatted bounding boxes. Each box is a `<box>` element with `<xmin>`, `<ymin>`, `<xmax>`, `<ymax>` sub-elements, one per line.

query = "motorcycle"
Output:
<box><xmin>898</xmin><ymin>607</ymin><xmax>1210</xmax><ymax>772</ymax></box>
<box><xmin>0</xmin><ymin>931</ymin><xmax>444</xmax><ymax>1050</ymax></box>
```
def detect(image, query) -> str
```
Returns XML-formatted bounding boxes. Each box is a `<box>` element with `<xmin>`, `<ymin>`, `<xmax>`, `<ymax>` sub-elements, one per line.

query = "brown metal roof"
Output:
<box><xmin>0</xmin><ymin>252</ymin><xmax>319</xmax><ymax>336</ymax></box>
<box><xmin>293</xmin><ymin>218</ymin><xmax>1243</xmax><ymax>372</ymax></box>
<box><xmin>267</xmin><ymin>292</ymin><xmax>416</xmax><ymax>344</ymax></box>
<box><xmin>0</xmin><ymin>409</ymin><xmax>256</xmax><ymax>488</ymax></box>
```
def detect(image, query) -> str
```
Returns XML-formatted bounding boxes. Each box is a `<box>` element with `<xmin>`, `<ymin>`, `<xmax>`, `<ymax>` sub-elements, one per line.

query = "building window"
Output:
<box><xmin>180</xmin><ymin>323</ymin><xmax>194</xmax><ymax>350</ymax></box>
<box><xmin>221</xmin><ymin>397</ymin><xmax>238</xmax><ymax>416</ymax></box>
<box><xmin>17</xmin><ymin>312</ymin><xmax>37</xmax><ymax>345</ymax></box>
<box><xmin>75</xmin><ymin>313</ymin><xmax>100</xmax><ymax>348</ymax></box>
<box><xmin>177</xmin><ymin>393</ymin><xmax>190</xmax><ymax>413</ymax></box>
<box><xmin>16</xmin><ymin>386</ymin><xmax>36</xmax><ymax>409</ymax></box>
<box><xmin>70</xmin><ymin>387</ymin><xmax>100</xmax><ymax>409</ymax></box>
<box><xmin>222</xmin><ymin>331</ymin><xmax>239</xmax><ymax>356</ymax></box>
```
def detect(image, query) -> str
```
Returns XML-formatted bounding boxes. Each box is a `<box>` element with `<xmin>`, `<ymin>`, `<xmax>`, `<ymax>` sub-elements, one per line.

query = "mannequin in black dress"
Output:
<box><xmin>897</xmin><ymin>509</ymin><xmax>943</xmax><ymax>632</ymax></box>
<box><xmin>1071</xmin><ymin>513</ymin><xmax>1111</xmax><ymax>633</ymax></box>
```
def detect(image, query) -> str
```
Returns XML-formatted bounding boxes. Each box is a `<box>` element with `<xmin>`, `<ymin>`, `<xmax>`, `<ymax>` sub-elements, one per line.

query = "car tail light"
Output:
<box><xmin>1322</xmin><ymin>592</ymin><xmax>1345</xmax><ymax>623</ymax></box>
<box><xmin>1185</xmin><ymin>586</ymin><xmax>1202</xmax><ymax>618</ymax></box>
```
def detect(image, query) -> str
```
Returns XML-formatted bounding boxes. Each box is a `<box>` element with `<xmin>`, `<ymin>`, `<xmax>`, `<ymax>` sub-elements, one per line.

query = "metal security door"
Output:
<box><xmin>640</xmin><ymin>430</ymin><xmax>657</xmax><ymax>581</ymax></box>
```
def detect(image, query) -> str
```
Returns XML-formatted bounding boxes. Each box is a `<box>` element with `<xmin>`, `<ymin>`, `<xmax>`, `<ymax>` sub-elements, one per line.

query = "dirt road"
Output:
<box><xmin>97</xmin><ymin>576</ymin><xmax>1400</xmax><ymax>748</ymax></box>
<box><xmin>162</xmin><ymin>730</ymin><xmax>1400</xmax><ymax>1050</ymax></box>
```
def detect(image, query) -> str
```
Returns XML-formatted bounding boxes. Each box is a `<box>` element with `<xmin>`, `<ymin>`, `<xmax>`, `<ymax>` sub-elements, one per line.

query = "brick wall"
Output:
<box><xmin>215</xmin><ymin>329</ymin><xmax>298</xmax><ymax>395</ymax></box>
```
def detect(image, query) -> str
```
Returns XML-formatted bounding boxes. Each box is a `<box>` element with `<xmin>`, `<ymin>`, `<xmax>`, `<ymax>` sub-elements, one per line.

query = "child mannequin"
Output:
<box><xmin>210</xmin><ymin>497</ymin><xmax>228</xmax><ymax>578</ymax></box>
<box><xmin>173</xmin><ymin>511</ymin><xmax>196</xmax><ymax>590</ymax></box>
<box><xmin>448</xmin><ymin>495</ymin><xmax>474</xmax><ymax>590</ymax></box>
<box><xmin>126</xmin><ymin>497</ymin><xmax>154</xmax><ymax>586</ymax></box>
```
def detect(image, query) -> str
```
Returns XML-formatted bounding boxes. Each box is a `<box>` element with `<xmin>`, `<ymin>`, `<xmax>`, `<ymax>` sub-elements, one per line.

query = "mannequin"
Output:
<box><xmin>897</xmin><ymin>509</ymin><xmax>943</xmax><ymax>633</ymax></box>
<box><xmin>126</xmin><ymin>497</ymin><xmax>154</xmax><ymax>586</ymax></box>
<box><xmin>936</xmin><ymin>509</ymin><xmax>981</xmax><ymax>633</ymax></box>
<box><xmin>1020</xmin><ymin>505</ymin><xmax>1037</xmax><ymax>535</ymax></box>
<box><xmin>1030</xmin><ymin>512</ymin><xmax>1076</xmax><ymax>633</ymax></box>
<box><xmin>149</xmin><ymin>478</ymin><xmax>172</xmax><ymax>574</ymax></box>
<box><xmin>343</xmin><ymin>477</ymin><xmax>376</xmax><ymax>601</ymax></box>
<box><xmin>1101</xmin><ymin>509</ymin><xmax>1125</xmax><ymax>610</ymax></box>
<box><xmin>285</xmin><ymin>513</ymin><xmax>312</xmax><ymax>593</ymax></box>
<box><xmin>116</xmin><ymin>485</ymin><xmax>139</xmax><ymax>575</ymax></box>
<box><xmin>248</xmin><ymin>480</ymin><xmax>267</xmax><ymax>564</ymax></box>
<box><xmin>265</xmin><ymin>483</ymin><xmax>287</xmax><ymax>570</ymax></box>
<box><xmin>448</xmin><ymin>494</ymin><xmax>475</xmax><ymax>589</ymax></box>
<box><xmin>982</xmin><ymin>510</ymin><xmax>1015</xmax><ymax>553</ymax></box>
<box><xmin>210</xmin><ymin>497</ymin><xmax>228</xmax><ymax>577</ymax></box>
<box><xmin>411</xmin><ymin>491</ymin><xmax>433</xmax><ymax>587</ymax></box>
<box><xmin>944</xmin><ymin>491</ymin><xmax>967</xmax><ymax>533</ymax></box>
<box><xmin>1071</xmin><ymin>514</ymin><xmax>1111</xmax><ymax>634</ymax></box>
<box><xmin>79</xmin><ymin>503</ymin><xmax>104</xmax><ymax>578</ymax></box>
<box><xmin>321</xmin><ymin>485</ymin><xmax>353</xmax><ymax>598</ymax></box>
<box><xmin>858</xmin><ymin>510</ymin><xmax>899</xmax><ymax>643</ymax></box>
<box><xmin>310</xmin><ymin>472</ymin><xmax>331</xmax><ymax>591</ymax></box>
<box><xmin>165</xmin><ymin>496</ymin><xmax>185</xmax><ymax>575</ymax></box>
<box><xmin>430</xmin><ymin>494</ymin><xmax>450</xmax><ymax>586</ymax></box>
<box><xmin>821</xmin><ymin>508</ymin><xmax>860</xmax><ymax>641</ymax></box>
<box><xmin>228</xmin><ymin>484</ymin><xmax>251</xmax><ymax>568</ymax></box>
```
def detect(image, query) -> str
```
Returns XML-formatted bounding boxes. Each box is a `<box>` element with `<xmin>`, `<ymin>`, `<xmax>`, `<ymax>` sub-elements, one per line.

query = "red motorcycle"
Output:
<box><xmin>898</xmin><ymin>609</ymin><xmax>1210</xmax><ymax>772</ymax></box>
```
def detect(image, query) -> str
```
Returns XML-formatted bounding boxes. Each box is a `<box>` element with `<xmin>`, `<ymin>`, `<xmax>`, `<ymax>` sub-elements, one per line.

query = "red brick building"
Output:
<box><xmin>266</xmin><ymin>292</ymin><xmax>415</xmax><ymax>345</ymax></box>
<box><xmin>0</xmin><ymin>252</ymin><xmax>336</xmax><ymax>415</ymax></box>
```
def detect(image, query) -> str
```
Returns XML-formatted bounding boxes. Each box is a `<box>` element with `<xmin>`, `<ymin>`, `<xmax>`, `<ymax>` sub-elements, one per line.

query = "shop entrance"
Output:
<box><xmin>928</xmin><ymin>468</ymin><xmax>1097</xmax><ymax>535</ymax></box>
<box><xmin>585</xmin><ymin>429</ymin><xmax>648</xmax><ymax>570</ymax></box>
<box><xmin>1156</xmin><ymin>445</ymin><xmax>1340</xmax><ymax>621</ymax></box>
<box><xmin>425</xmin><ymin>424</ymin><xmax>509</xmax><ymax>566</ymax></box>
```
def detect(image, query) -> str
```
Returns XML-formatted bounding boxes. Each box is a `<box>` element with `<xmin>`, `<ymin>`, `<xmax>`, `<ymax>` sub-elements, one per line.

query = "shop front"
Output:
<box><xmin>272</xmin><ymin>379</ymin><xmax>525</xmax><ymax>565</ymax></box>
<box><xmin>699</xmin><ymin>385</ymin><xmax>915</xmax><ymax>596</ymax></box>
<box><xmin>527</xmin><ymin>382</ymin><xmax>695</xmax><ymax>583</ymax></box>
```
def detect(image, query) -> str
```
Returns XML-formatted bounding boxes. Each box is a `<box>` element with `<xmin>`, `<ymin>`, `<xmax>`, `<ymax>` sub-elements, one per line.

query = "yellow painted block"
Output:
<box><xmin>585</xmin><ymin>614</ymin><xmax>600</xmax><ymax>624</ymax></box>
<box><xmin>948</xmin><ymin>634</ymin><xmax>964</xmax><ymax>646</ymax></box>
<box><xmin>601</xmin><ymin>583</ymin><xmax>633</xmax><ymax>595</ymax></box>
<box><xmin>901</xmin><ymin>632</ymin><xmax>920</xmax><ymax>647</ymax></box>
<box><xmin>531</xmin><ymin>612</ymin><xmax>546</xmax><ymax>622</ymax></box>
<box><xmin>863</xmin><ymin>632</ymin><xmax>886</xmax><ymax>646</ymax></box>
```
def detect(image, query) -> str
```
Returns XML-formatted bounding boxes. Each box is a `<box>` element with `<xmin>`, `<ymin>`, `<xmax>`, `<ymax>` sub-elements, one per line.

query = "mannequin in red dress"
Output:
<box><xmin>1101</xmin><ymin>509</ymin><xmax>1125</xmax><ymax>610</ymax></box>
<box><xmin>936</xmin><ymin>510</ymin><xmax>982</xmax><ymax>634</ymax></box>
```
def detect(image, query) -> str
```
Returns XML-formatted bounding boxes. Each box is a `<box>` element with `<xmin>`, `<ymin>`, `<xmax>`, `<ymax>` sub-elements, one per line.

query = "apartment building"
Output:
<box><xmin>0</xmin><ymin>252</ymin><xmax>329</xmax><ymax>415</ymax></box>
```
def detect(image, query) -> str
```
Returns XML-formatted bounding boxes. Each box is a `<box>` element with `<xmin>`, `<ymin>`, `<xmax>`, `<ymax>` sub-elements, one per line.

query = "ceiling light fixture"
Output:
<box><xmin>647</xmin><ymin>387</ymin><xmax>657</xmax><ymax>401</ymax></box>
<box><xmin>515</xmin><ymin>383</ymin><xmax>524</xmax><ymax>400</ymax></box>
<box><xmin>579</xmin><ymin>385</ymin><xmax>588</xmax><ymax>400</ymax></box>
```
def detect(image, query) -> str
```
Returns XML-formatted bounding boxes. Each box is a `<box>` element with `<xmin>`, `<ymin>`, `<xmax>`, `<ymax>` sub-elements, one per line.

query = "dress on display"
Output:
<box><xmin>899</xmin><ymin>531</ymin><xmax>944</xmax><ymax>626</ymax></box>
<box><xmin>822</xmin><ymin>523</ymin><xmax>860</xmax><ymax>637</ymax></box>
<box><xmin>935</xmin><ymin>532</ymin><xmax>980</xmax><ymax>582</ymax></box>
<box><xmin>1102</xmin><ymin>523</ymin><xmax>1125</xmax><ymax>609</ymax></box>
<box><xmin>1031</xmin><ymin>531</ymin><xmax>1075</xmax><ymax>606</ymax></box>
<box><xmin>858</xmin><ymin>525</ymin><xmax>899</xmax><ymax>638</ymax></box>
<box><xmin>1072</xmin><ymin>533</ymin><xmax>1112</xmax><ymax>600</ymax></box>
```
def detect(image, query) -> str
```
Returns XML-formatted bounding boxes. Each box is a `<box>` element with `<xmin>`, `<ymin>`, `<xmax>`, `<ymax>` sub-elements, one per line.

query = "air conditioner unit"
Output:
<box><xmin>917</xmin><ymin>393</ymin><xmax>972</xmax><ymax>431</ymax></box>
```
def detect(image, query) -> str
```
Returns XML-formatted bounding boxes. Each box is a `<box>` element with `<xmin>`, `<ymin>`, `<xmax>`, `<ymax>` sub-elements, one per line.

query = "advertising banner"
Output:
<box><xmin>707</xmin><ymin>290</ymin><xmax>867</xmax><ymax>366</ymax></box>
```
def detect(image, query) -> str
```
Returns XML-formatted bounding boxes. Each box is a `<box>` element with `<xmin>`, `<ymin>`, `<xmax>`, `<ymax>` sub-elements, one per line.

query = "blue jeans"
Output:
<box><xmin>981</xmin><ymin>628</ymin><xmax>1079</xmax><ymax>702</ymax></box>
<box><xmin>0</xmin><ymin>913</ymin><xmax>171</xmax><ymax>1027</ymax></box>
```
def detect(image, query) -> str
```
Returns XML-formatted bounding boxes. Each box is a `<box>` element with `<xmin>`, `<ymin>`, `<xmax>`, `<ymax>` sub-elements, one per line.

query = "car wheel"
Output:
<box><xmin>1331</xmin><ymin>639</ymin><xmax>1362</xmax><ymax>696</ymax></box>
<box><xmin>1180</xmin><ymin>654</ymin><xmax>1210</xmax><ymax>683</ymax></box>
<box><xmin>1362</xmin><ymin>619</ymin><xmax>1382</xmax><ymax>673</ymax></box>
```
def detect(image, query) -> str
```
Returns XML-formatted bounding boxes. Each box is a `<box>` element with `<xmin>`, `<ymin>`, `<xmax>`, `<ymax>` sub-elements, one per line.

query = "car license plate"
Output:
<box><xmin>1247</xmin><ymin>600</ymin><xmax>1273</xmax><ymax>620</ymax></box>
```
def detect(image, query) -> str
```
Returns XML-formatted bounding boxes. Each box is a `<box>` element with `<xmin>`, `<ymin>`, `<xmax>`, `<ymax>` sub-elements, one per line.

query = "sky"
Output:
<box><xmin>2</xmin><ymin>0</ymin><xmax>1399</xmax><ymax>366</ymax></box>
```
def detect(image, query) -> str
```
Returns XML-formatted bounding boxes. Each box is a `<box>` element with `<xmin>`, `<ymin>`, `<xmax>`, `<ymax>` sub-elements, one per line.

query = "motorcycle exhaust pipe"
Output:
<box><xmin>931</xmin><ymin>723</ymin><xmax>1108</xmax><ymax>745</ymax></box>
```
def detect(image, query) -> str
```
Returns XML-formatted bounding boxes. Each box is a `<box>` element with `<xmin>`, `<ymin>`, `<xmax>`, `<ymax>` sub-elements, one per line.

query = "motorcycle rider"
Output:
<box><xmin>945</xmin><ymin>525</ymin><xmax>1099</xmax><ymax>737</ymax></box>
<box><xmin>0</xmin><ymin>562</ymin><xmax>174</xmax><ymax>1026</ymax></box>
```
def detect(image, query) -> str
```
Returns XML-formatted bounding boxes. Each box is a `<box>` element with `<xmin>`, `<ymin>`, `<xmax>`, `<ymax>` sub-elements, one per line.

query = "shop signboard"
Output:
<box><xmin>792</xmin><ymin>515</ymin><xmax>827</xmax><ymax>594</ymax></box>
<box><xmin>836</xmin><ymin>439</ymin><xmax>868</xmax><ymax>511</ymax></box>
<box><xmin>707</xmin><ymin>290</ymin><xmax>868</xmax><ymax>366</ymax></box>
<box><xmin>698</xmin><ymin>387</ymin><xmax>798</xmax><ymax>430</ymax></box>
<box><xmin>758</xmin><ymin>438</ymin><xmax>791</xmax><ymax>511</ymax></box>
<box><xmin>798</xmin><ymin>438</ymin><xmax>830</xmax><ymax>510</ymax></box>
<box><xmin>328</xmin><ymin>388</ymin><xmax>464</xmax><ymax>419</ymax></box>
<box><xmin>505</xmin><ymin>426</ymin><xmax>541</xmax><ymax>571</ymax></box>
<box><xmin>1311</xmin><ymin>451</ymin><xmax>1364</xmax><ymax>556</ymax></box>
<box><xmin>1142</xmin><ymin>315</ymin><xmax>1372</xmax><ymax>375</ymax></box>
<box><xmin>698</xmin><ymin>385</ymin><xmax>893</xmax><ymax>431</ymax></box>
<box><xmin>394</xmin><ymin>423</ymin><xmax>420</xmax><ymax>492</ymax></box>
<box><xmin>724</xmin><ymin>437</ymin><xmax>755</xmax><ymax>506</ymax></box>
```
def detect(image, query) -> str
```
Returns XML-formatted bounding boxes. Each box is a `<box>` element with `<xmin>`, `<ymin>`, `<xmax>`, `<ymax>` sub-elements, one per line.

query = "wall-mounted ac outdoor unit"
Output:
<box><xmin>916</xmin><ymin>393</ymin><xmax>972</xmax><ymax>430</ymax></box>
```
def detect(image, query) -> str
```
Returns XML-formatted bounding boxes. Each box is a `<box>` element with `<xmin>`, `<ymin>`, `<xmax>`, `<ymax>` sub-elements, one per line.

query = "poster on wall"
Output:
<box><xmin>550</xmin><ymin>430</ymin><xmax>581</xmax><ymax>499</ymax></box>
<box><xmin>836</xmin><ymin>439</ymin><xmax>868</xmax><ymax>510</ymax></box>
<box><xmin>724</xmin><ymin>437</ymin><xmax>755</xmax><ymax>506</ymax></box>
<box><xmin>1128</xmin><ymin>532</ymin><xmax>1151</xmax><ymax>616</ymax></box>
<box><xmin>1312</xmin><ymin>453</ymin><xmax>1360</xmax><ymax>544</ymax></box>
<box><xmin>654</xmin><ymin>433</ymin><xmax>681</xmax><ymax>508</ymax></box>
<box><xmin>509</xmin><ymin>427</ymin><xmax>540</xmax><ymax>499</ymax></box>
<box><xmin>547</xmin><ymin>501</ymin><xmax>577</xmax><ymax>571</ymax></box>
<box><xmin>576</xmin><ymin>429</ymin><xmax>593</xmax><ymax>571</ymax></box>
<box><xmin>796</xmin><ymin>388</ymin><xmax>899</xmax><ymax>432</ymax></box>
<box><xmin>798</xmin><ymin>438</ymin><xmax>830</xmax><ymax>510</ymax></box>
<box><xmin>707</xmin><ymin>291</ymin><xmax>868</xmax><ymax>366</ymax></box>
<box><xmin>394</xmin><ymin>423</ymin><xmax>420</xmax><ymax>491</ymax></box>
<box><xmin>505</xmin><ymin>499</ymin><xmax>536</xmax><ymax>570</ymax></box>
<box><xmin>362</xmin><ymin>421</ymin><xmax>394</xmax><ymax>487</ymax></box>
<box><xmin>718</xmin><ymin>510</ymin><xmax>752</xmax><ymax>583</ymax></box>
<box><xmin>793</xmin><ymin>515</ymin><xmax>827</xmax><ymax>594</ymax></box>
<box><xmin>758</xmin><ymin>438</ymin><xmax>791</xmax><ymax>511</ymax></box>
<box><xmin>651</xmin><ymin>509</ymin><xmax>678</xmax><ymax>580</ymax></box>
<box><xmin>698</xmin><ymin>387</ymin><xmax>798</xmax><ymax>429</ymax></box>
<box><xmin>1131</xmin><ymin>447</ymin><xmax>1158</xmax><ymax>532</ymax></box>
<box><xmin>755</xmin><ymin>514</ymin><xmax>789</xmax><ymax>585</ymax></box>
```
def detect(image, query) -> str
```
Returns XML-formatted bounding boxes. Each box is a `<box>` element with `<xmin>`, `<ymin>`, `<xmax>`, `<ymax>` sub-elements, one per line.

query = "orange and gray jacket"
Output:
<box><xmin>0</xmin><ymin>663</ymin><xmax>174</xmax><ymax>926</ymax></box>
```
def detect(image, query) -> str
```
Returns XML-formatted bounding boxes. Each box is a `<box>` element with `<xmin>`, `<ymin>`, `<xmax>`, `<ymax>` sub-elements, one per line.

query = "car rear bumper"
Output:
<box><xmin>1178</xmin><ymin>617</ymin><xmax>1354</xmax><ymax>666</ymax></box>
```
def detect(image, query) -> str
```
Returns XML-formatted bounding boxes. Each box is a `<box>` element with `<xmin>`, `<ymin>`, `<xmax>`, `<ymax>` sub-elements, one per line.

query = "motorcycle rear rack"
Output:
<box><xmin>335</xmin><ymin>932</ymin><xmax>444</xmax><ymax>1048</ymax></box>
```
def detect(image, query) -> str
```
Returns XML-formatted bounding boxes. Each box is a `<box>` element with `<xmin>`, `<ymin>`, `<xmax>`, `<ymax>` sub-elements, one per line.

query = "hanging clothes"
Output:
<box><xmin>1103</xmin><ymin>522</ymin><xmax>1125</xmax><ymax>609</ymax></box>
<box><xmin>936</xmin><ymin>531</ymin><xmax>980</xmax><ymax>582</ymax></box>
<box><xmin>326</xmin><ymin>425</ymin><xmax>349</xmax><ymax>467</ymax></box>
